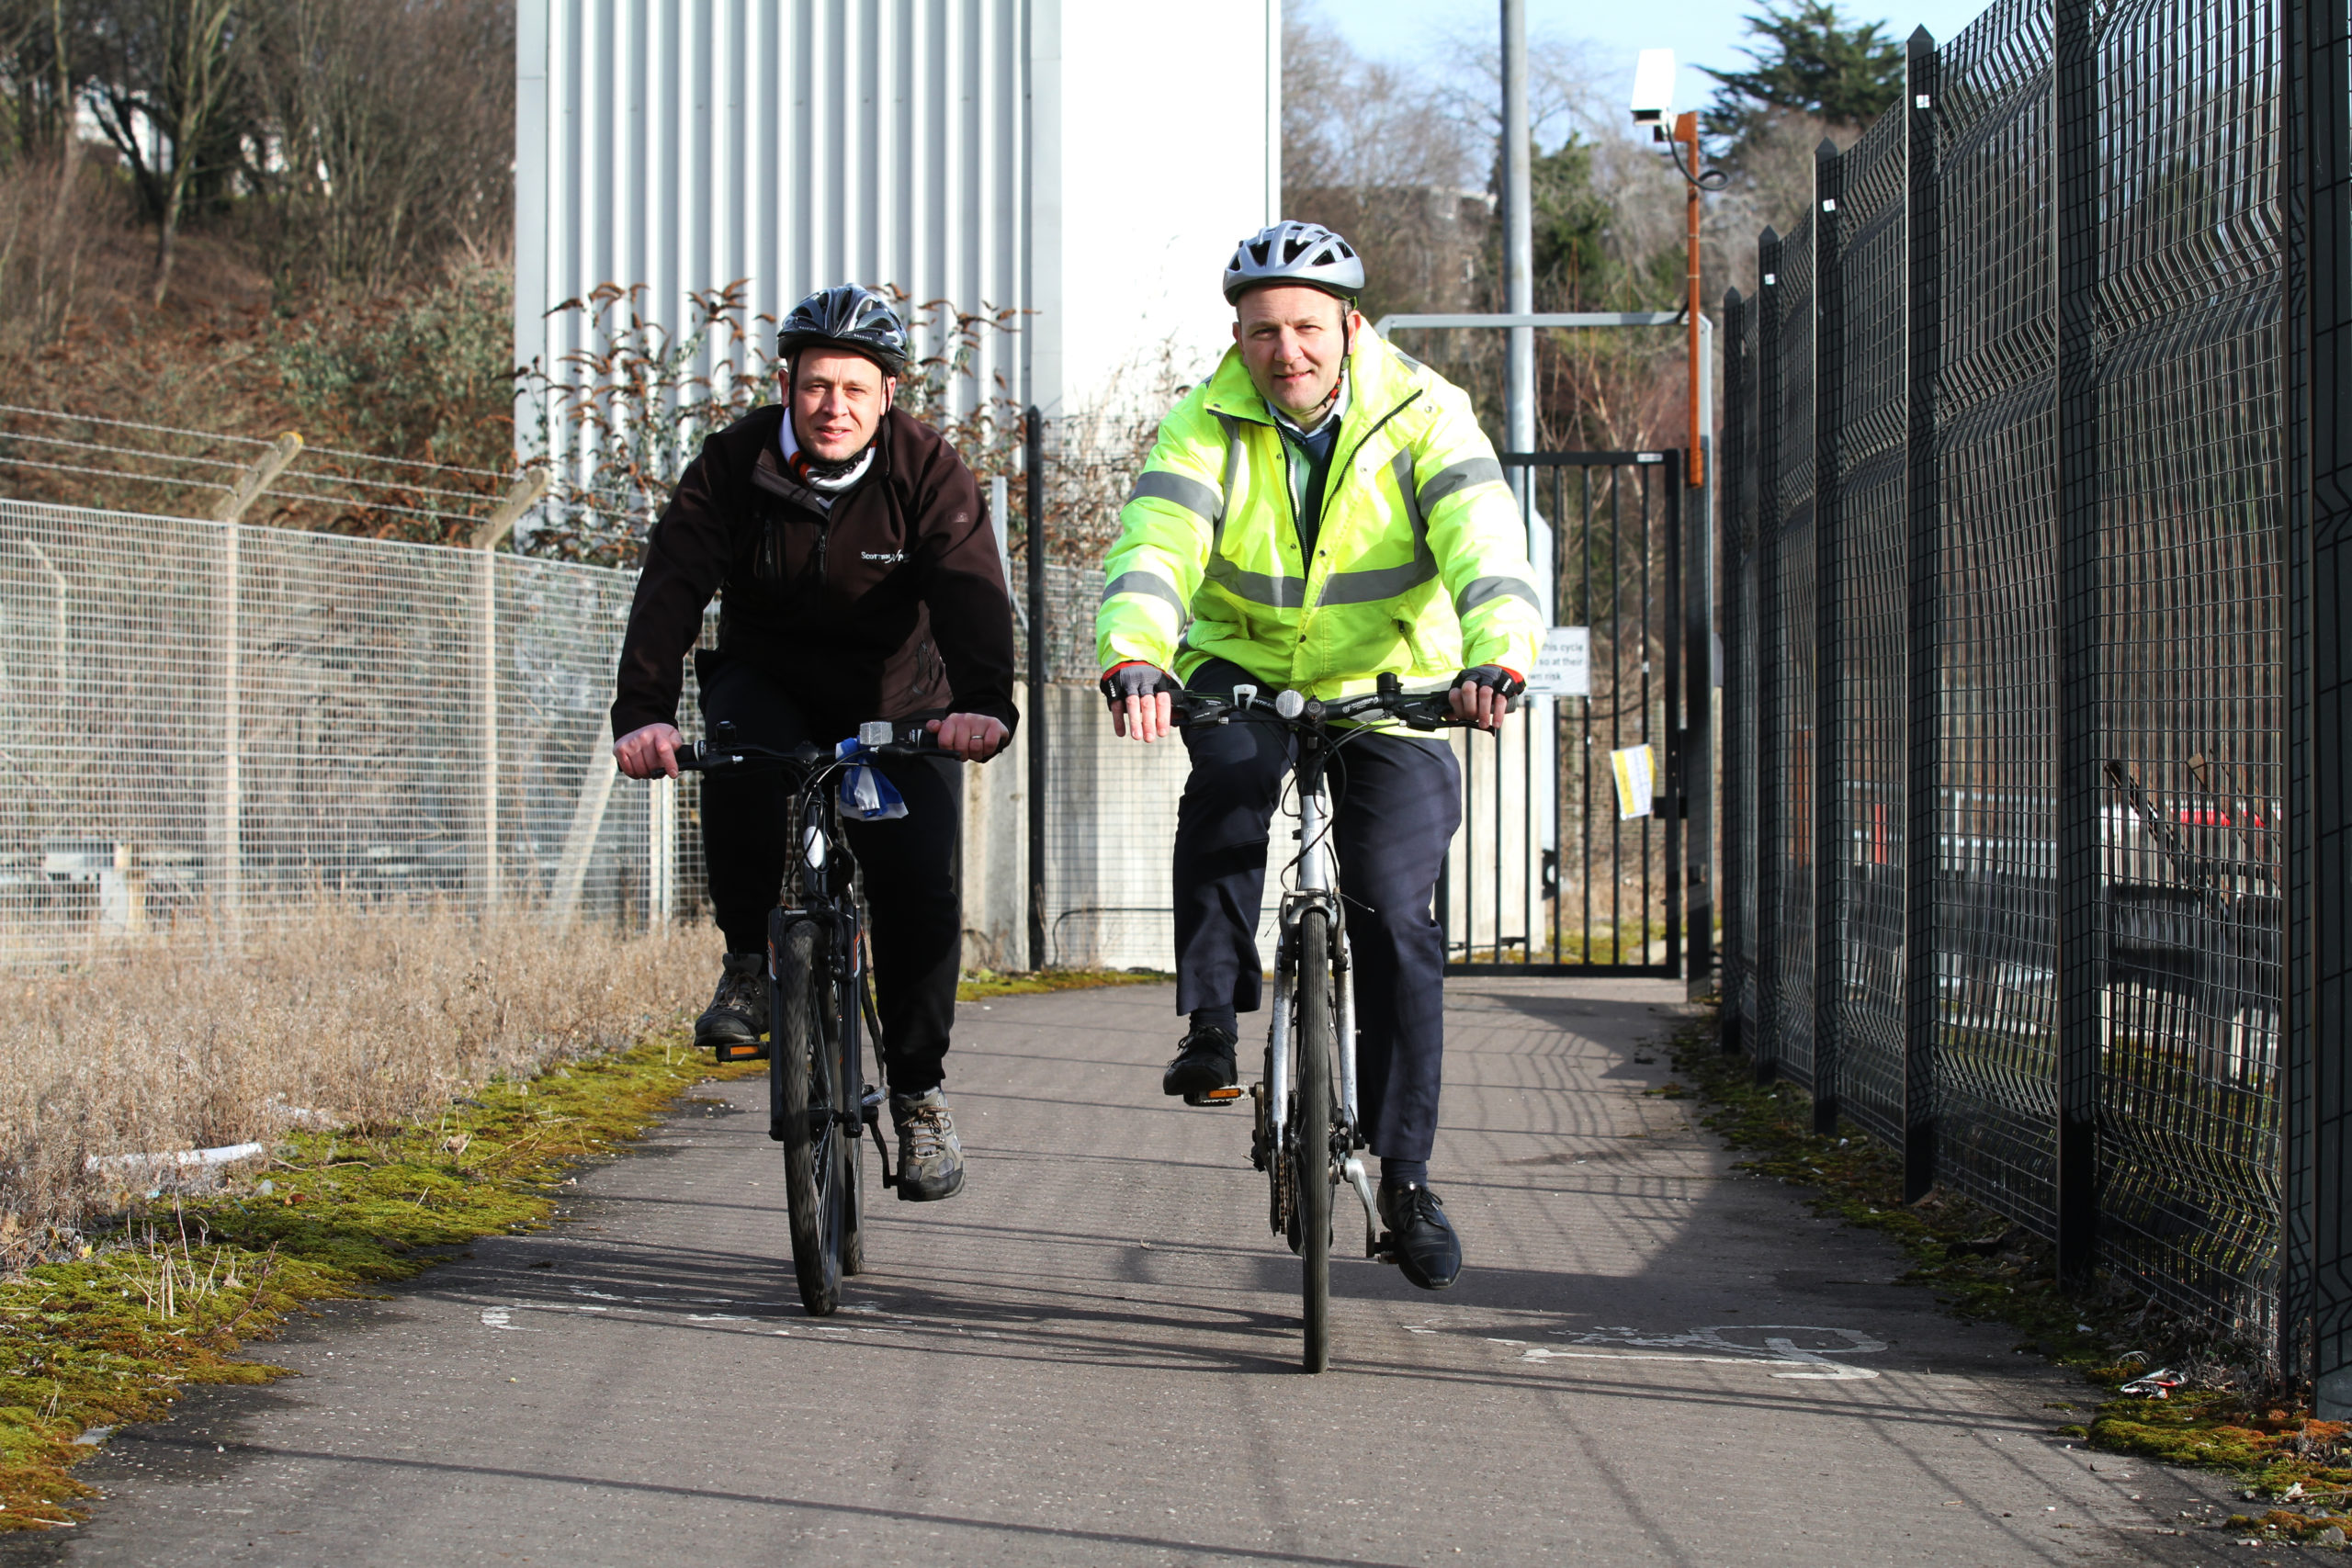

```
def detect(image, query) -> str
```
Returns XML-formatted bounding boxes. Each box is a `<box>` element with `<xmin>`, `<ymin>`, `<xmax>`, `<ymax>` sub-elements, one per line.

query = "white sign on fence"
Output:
<box><xmin>1527</xmin><ymin>626</ymin><xmax>1591</xmax><ymax>697</ymax></box>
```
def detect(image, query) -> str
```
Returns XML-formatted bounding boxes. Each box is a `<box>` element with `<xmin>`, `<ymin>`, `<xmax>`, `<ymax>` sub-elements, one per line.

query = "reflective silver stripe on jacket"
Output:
<box><xmin>1455</xmin><ymin>575</ymin><xmax>1543</xmax><ymax>615</ymax></box>
<box><xmin>1100</xmin><ymin>570</ymin><xmax>1189</xmax><ymax>617</ymax></box>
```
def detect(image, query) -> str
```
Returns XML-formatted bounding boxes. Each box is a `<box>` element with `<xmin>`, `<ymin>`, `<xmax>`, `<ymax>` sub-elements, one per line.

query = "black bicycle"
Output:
<box><xmin>1169</xmin><ymin>673</ymin><xmax>1471</xmax><ymax>1371</ymax></box>
<box><xmin>674</xmin><ymin>719</ymin><xmax>937</xmax><ymax>1315</ymax></box>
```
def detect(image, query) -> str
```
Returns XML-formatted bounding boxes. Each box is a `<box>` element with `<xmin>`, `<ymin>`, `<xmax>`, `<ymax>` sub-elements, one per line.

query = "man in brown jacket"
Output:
<box><xmin>609</xmin><ymin>285</ymin><xmax>1018</xmax><ymax>1201</ymax></box>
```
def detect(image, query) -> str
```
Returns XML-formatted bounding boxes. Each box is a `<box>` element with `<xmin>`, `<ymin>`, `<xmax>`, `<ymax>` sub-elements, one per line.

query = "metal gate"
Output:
<box><xmin>1438</xmin><ymin>450</ymin><xmax>1693</xmax><ymax>978</ymax></box>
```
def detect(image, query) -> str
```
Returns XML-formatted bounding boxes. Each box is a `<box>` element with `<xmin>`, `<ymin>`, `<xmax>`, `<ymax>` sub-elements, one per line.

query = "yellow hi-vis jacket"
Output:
<box><xmin>1095</xmin><ymin>325</ymin><xmax>1544</xmax><ymax>699</ymax></box>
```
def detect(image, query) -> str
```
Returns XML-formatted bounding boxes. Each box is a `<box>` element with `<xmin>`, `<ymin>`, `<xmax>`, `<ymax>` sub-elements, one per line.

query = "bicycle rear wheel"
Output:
<box><xmin>772</xmin><ymin>917</ymin><xmax>843</xmax><ymax>1315</ymax></box>
<box><xmin>1295</xmin><ymin>908</ymin><xmax>1337</xmax><ymax>1373</ymax></box>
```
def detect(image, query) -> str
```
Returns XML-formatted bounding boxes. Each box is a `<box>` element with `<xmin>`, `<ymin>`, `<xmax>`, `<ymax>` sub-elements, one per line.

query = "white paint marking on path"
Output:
<box><xmin>1476</xmin><ymin>1324</ymin><xmax>1888</xmax><ymax>1381</ymax></box>
<box><xmin>479</xmin><ymin>1307</ymin><xmax>540</xmax><ymax>1333</ymax></box>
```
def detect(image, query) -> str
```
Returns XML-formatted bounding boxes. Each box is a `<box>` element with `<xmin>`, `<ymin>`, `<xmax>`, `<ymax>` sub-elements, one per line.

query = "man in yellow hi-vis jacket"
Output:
<box><xmin>1094</xmin><ymin>221</ymin><xmax>1544</xmax><ymax>1290</ymax></box>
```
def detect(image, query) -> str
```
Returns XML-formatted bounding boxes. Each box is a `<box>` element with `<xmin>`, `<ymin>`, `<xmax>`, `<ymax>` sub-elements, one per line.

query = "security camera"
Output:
<box><xmin>1630</xmin><ymin>48</ymin><xmax>1675</xmax><ymax>125</ymax></box>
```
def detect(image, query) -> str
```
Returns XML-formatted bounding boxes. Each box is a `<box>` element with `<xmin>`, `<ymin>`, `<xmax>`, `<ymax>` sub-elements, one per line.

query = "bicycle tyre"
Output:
<box><xmin>1296</xmin><ymin>908</ymin><xmax>1336</xmax><ymax>1374</ymax></box>
<box><xmin>841</xmin><ymin>1096</ymin><xmax>865</xmax><ymax>1277</ymax></box>
<box><xmin>773</xmin><ymin>918</ymin><xmax>842</xmax><ymax>1315</ymax></box>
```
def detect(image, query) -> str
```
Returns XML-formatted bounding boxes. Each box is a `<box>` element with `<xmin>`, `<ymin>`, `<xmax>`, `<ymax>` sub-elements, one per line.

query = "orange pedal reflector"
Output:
<box><xmin>1200</xmin><ymin>1086</ymin><xmax>1244</xmax><ymax>1101</ymax></box>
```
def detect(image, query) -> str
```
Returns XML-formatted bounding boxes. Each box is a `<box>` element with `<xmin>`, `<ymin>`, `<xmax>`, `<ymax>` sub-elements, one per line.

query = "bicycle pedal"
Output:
<box><xmin>1183</xmin><ymin>1085</ymin><xmax>1246</xmax><ymax>1106</ymax></box>
<box><xmin>711</xmin><ymin>1041</ymin><xmax>770</xmax><ymax>1064</ymax></box>
<box><xmin>1370</xmin><ymin>1231</ymin><xmax>1399</xmax><ymax>1265</ymax></box>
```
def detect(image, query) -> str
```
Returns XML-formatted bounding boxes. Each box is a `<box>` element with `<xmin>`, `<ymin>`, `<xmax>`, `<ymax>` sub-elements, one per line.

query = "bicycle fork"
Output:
<box><xmin>1285</xmin><ymin>780</ymin><xmax>1386</xmax><ymax>1263</ymax></box>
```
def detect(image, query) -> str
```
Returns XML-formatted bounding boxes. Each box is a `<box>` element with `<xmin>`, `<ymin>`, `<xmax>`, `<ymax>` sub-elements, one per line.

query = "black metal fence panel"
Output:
<box><xmin>1771</xmin><ymin>213</ymin><xmax>1821</xmax><ymax>1093</ymax></box>
<box><xmin>1727</xmin><ymin>293</ymin><xmax>1763</xmax><ymax>1047</ymax></box>
<box><xmin>2093</xmin><ymin>0</ymin><xmax>2287</xmax><ymax>1337</ymax></box>
<box><xmin>1722</xmin><ymin>0</ymin><xmax>2316</xmax><ymax>1353</ymax></box>
<box><xmin>1930</xmin><ymin>0</ymin><xmax>2065</xmax><ymax>1241</ymax></box>
<box><xmin>1828</xmin><ymin>107</ymin><xmax>1914</xmax><ymax>1149</ymax></box>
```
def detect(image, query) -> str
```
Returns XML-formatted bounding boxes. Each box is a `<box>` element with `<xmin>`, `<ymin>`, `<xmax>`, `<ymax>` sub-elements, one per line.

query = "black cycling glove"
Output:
<box><xmin>1100</xmin><ymin>661</ymin><xmax>1180</xmax><ymax>711</ymax></box>
<box><xmin>1452</xmin><ymin>665</ymin><xmax>1526</xmax><ymax>704</ymax></box>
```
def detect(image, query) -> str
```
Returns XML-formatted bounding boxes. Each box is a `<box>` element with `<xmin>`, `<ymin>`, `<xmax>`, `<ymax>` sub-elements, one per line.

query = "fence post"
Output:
<box><xmin>2285</xmin><ymin>0</ymin><xmax>2352</xmax><ymax>1409</ymax></box>
<box><xmin>210</xmin><ymin>432</ymin><xmax>302</xmax><ymax>525</ymax></box>
<box><xmin>1026</xmin><ymin>406</ymin><xmax>1048</xmax><ymax>972</ymax></box>
<box><xmin>2053</xmin><ymin>0</ymin><xmax>2104</xmax><ymax>1280</ymax></box>
<box><xmin>1903</xmin><ymin>27</ymin><xmax>1943</xmax><ymax>1203</ymax></box>
<box><xmin>1755</xmin><ymin>228</ymin><xmax>1785</xmax><ymax>1087</ymax></box>
<box><xmin>473</xmin><ymin>467</ymin><xmax>551</xmax><ymax>914</ymax></box>
<box><xmin>1813</xmin><ymin>136</ymin><xmax>1844</xmax><ymax>1137</ymax></box>
<box><xmin>1722</xmin><ymin>286</ymin><xmax>1748</xmax><ymax>1054</ymax></box>
<box><xmin>1686</xmin><ymin>334</ymin><xmax>1716</xmax><ymax>998</ymax></box>
<box><xmin>209</xmin><ymin>431</ymin><xmax>301</xmax><ymax>935</ymax></box>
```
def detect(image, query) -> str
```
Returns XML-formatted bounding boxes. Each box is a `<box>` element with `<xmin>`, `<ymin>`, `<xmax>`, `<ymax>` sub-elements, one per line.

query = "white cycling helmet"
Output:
<box><xmin>1221</xmin><ymin>221</ymin><xmax>1366</xmax><ymax>305</ymax></box>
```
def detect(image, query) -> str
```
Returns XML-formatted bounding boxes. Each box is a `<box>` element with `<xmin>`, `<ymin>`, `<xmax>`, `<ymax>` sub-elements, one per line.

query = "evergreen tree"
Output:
<box><xmin>1701</xmin><ymin>2</ymin><xmax>1902</xmax><ymax>151</ymax></box>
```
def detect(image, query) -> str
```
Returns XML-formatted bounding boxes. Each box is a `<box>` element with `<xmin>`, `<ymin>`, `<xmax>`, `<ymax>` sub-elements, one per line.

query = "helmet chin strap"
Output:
<box><xmin>1305</xmin><ymin>310</ymin><xmax>1355</xmax><ymax>423</ymax></box>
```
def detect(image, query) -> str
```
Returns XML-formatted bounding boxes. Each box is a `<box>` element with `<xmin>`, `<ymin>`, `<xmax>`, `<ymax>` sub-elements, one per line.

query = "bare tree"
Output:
<box><xmin>1282</xmin><ymin>6</ymin><xmax>1487</xmax><ymax>323</ymax></box>
<box><xmin>242</xmin><ymin>0</ymin><xmax>513</xmax><ymax>290</ymax></box>
<box><xmin>82</xmin><ymin>0</ymin><xmax>244</xmax><ymax>305</ymax></box>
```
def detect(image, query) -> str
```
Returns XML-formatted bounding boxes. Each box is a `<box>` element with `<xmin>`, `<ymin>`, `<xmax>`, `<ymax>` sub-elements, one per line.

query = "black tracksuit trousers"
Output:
<box><xmin>1171</xmin><ymin>659</ymin><xmax>1462</xmax><ymax>1164</ymax></box>
<box><xmin>696</xmin><ymin>654</ymin><xmax>963</xmax><ymax>1097</ymax></box>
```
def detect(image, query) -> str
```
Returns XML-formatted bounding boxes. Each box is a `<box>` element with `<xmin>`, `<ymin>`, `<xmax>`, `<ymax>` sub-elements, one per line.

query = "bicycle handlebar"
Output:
<box><xmin>674</xmin><ymin>723</ymin><xmax>946</xmax><ymax>773</ymax></box>
<box><xmin>1168</xmin><ymin>676</ymin><xmax>1476</xmax><ymax>735</ymax></box>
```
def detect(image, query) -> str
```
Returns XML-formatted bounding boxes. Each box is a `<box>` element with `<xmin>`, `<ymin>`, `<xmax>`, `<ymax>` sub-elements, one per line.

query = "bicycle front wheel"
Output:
<box><xmin>1295</xmin><ymin>907</ymin><xmax>1337</xmax><ymax>1373</ymax></box>
<box><xmin>772</xmin><ymin>916</ymin><xmax>843</xmax><ymax>1315</ymax></box>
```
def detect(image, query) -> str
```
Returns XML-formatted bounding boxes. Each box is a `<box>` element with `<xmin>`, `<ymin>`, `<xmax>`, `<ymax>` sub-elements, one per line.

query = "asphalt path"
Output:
<box><xmin>10</xmin><ymin>978</ymin><xmax>2240</xmax><ymax>1566</ymax></box>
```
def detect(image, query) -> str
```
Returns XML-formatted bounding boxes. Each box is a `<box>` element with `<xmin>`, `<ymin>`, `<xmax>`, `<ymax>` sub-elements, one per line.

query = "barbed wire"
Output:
<box><xmin>0</xmin><ymin>402</ymin><xmax>708</xmax><ymax>536</ymax></box>
<box><xmin>0</xmin><ymin>457</ymin><xmax>231</xmax><ymax>494</ymax></box>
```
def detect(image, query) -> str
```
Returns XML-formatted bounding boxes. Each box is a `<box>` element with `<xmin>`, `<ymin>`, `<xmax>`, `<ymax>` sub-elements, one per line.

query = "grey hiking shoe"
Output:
<box><xmin>889</xmin><ymin>1089</ymin><xmax>966</xmax><ymax>1201</ymax></box>
<box><xmin>695</xmin><ymin>952</ymin><xmax>767</xmax><ymax>1058</ymax></box>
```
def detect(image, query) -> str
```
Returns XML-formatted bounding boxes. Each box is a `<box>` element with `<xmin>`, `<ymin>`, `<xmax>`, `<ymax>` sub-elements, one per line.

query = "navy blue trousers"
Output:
<box><xmin>1172</xmin><ymin>660</ymin><xmax>1462</xmax><ymax>1163</ymax></box>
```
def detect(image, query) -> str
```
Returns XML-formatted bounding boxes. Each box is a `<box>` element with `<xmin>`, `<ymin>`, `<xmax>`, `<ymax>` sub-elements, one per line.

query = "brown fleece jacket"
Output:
<box><xmin>610</xmin><ymin>404</ymin><xmax>1020</xmax><ymax>740</ymax></box>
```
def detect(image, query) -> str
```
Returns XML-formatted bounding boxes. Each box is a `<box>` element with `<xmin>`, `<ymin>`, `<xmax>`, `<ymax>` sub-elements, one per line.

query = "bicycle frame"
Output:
<box><xmin>684</xmin><ymin>724</ymin><xmax>917</xmax><ymax>1187</ymax></box>
<box><xmin>1235</xmin><ymin>697</ymin><xmax>1391</xmax><ymax>1261</ymax></box>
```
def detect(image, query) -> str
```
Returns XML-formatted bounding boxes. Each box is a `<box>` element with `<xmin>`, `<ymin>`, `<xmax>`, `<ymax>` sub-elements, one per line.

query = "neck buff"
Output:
<box><xmin>781</xmin><ymin>408</ymin><xmax>877</xmax><ymax>491</ymax></box>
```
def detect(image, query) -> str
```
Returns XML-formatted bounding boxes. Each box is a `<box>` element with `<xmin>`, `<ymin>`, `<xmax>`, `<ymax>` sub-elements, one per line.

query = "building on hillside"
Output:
<box><xmin>512</xmin><ymin>0</ymin><xmax>1279</xmax><ymax>458</ymax></box>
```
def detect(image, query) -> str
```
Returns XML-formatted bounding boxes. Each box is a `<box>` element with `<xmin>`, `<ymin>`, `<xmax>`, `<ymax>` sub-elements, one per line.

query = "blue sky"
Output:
<box><xmin>1317</xmin><ymin>0</ymin><xmax>1996</xmax><ymax>138</ymax></box>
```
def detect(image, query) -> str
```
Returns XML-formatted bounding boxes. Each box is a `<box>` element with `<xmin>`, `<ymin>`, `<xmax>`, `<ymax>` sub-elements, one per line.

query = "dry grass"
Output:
<box><xmin>0</xmin><ymin>902</ymin><xmax>709</xmax><ymax>1250</ymax></box>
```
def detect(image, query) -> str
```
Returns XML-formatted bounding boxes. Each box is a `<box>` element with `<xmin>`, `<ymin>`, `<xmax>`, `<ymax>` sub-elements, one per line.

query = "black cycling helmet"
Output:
<box><xmin>775</xmin><ymin>285</ymin><xmax>911</xmax><ymax>377</ymax></box>
<box><xmin>1222</xmin><ymin>221</ymin><xmax>1366</xmax><ymax>306</ymax></box>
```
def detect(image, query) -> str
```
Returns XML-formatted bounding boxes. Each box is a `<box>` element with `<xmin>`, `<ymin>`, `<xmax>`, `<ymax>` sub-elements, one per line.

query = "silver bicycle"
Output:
<box><xmin>1170</xmin><ymin>674</ymin><xmax>1469</xmax><ymax>1372</ymax></box>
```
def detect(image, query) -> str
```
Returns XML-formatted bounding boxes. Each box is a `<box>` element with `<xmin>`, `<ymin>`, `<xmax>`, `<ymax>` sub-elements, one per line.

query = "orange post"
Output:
<box><xmin>1674</xmin><ymin>110</ymin><xmax>1704</xmax><ymax>488</ymax></box>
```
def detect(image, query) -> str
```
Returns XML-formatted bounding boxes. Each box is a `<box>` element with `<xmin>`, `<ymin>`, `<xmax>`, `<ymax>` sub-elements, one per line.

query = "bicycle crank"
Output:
<box><xmin>861</xmin><ymin>1087</ymin><xmax>900</xmax><ymax>1190</ymax></box>
<box><xmin>1341</xmin><ymin>1154</ymin><xmax>1395</xmax><ymax>1264</ymax></box>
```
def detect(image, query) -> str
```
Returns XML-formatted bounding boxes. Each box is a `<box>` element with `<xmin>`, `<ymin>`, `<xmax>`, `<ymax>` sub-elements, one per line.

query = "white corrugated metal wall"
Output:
<box><xmin>516</xmin><ymin>0</ymin><xmax>1033</xmax><ymax>422</ymax></box>
<box><xmin>514</xmin><ymin>0</ymin><xmax>1280</xmax><ymax>425</ymax></box>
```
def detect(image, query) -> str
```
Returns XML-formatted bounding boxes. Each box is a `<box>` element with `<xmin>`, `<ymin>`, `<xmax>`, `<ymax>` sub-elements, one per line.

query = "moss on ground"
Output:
<box><xmin>0</xmin><ymin>966</ymin><xmax>1157</xmax><ymax>1530</ymax></box>
<box><xmin>1665</xmin><ymin>1005</ymin><xmax>2349</xmax><ymax>1507</ymax></box>
<box><xmin>0</xmin><ymin>1032</ymin><xmax>762</xmax><ymax>1529</ymax></box>
<box><xmin>956</xmin><ymin>967</ymin><xmax>1168</xmax><ymax>998</ymax></box>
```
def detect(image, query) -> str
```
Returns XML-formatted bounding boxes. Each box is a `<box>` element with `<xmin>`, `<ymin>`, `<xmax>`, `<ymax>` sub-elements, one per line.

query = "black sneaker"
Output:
<box><xmin>1378</xmin><ymin>1180</ymin><xmax>1463</xmax><ymax>1291</ymax></box>
<box><xmin>695</xmin><ymin>953</ymin><xmax>767</xmax><ymax>1055</ymax></box>
<box><xmin>1162</xmin><ymin>1027</ymin><xmax>1238</xmax><ymax>1104</ymax></box>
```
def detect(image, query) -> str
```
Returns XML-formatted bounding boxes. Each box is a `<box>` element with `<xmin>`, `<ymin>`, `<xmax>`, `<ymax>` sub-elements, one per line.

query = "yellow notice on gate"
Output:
<box><xmin>1610</xmin><ymin>745</ymin><xmax>1657</xmax><ymax>820</ymax></box>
